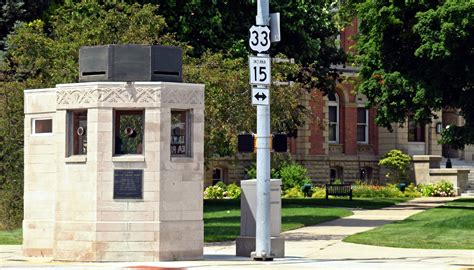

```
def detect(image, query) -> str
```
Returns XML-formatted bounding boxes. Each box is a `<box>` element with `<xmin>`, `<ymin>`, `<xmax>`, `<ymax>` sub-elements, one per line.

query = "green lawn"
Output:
<box><xmin>204</xmin><ymin>197</ymin><xmax>408</xmax><ymax>242</ymax></box>
<box><xmin>0</xmin><ymin>228</ymin><xmax>22</xmax><ymax>245</ymax></box>
<box><xmin>344</xmin><ymin>198</ymin><xmax>474</xmax><ymax>249</ymax></box>
<box><xmin>0</xmin><ymin>197</ymin><xmax>408</xmax><ymax>245</ymax></box>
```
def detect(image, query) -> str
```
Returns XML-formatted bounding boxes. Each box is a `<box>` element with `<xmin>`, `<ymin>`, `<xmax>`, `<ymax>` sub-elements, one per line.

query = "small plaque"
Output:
<box><xmin>113</xmin><ymin>169</ymin><xmax>143</xmax><ymax>199</ymax></box>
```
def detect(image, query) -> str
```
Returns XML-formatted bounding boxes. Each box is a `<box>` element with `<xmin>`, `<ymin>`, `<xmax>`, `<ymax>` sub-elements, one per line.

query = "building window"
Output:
<box><xmin>328</xmin><ymin>93</ymin><xmax>339</xmax><ymax>143</ymax></box>
<box><xmin>212</xmin><ymin>168</ymin><xmax>223</xmax><ymax>185</ymax></box>
<box><xmin>171</xmin><ymin>110</ymin><xmax>191</xmax><ymax>157</ymax></box>
<box><xmin>67</xmin><ymin>110</ymin><xmax>87</xmax><ymax>156</ymax></box>
<box><xmin>359</xmin><ymin>167</ymin><xmax>373</xmax><ymax>181</ymax></box>
<box><xmin>357</xmin><ymin>107</ymin><xmax>368</xmax><ymax>143</ymax></box>
<box><xmin>329</xmin><ymin>166</ymin><xmax>343</xmax><ymax>183</ymax></box>
<box><xmin>32</xmin><ymin>118</ymin><xmax>52</xmax><ymax>134</ymax></box>
<box><xmin>408</xmin><ymin>115</ymin><xmax>425</xmax><ymax>142</ymax></box>
<box><xmin>114</xmin><ymin>110</ymin><xmax>144</xmax><ymax>155</ymax></box>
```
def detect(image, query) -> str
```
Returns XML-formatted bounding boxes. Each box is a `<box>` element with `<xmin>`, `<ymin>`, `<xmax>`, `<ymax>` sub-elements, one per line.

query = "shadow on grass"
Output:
<box><xmin>204</xmin><ymin>216</ymin><xmax>240</xmax><ymax>223</ymax></box>
<box><xmin>204</xmin><ymin>198</ymin><xmax>408</xmax><ymax>210</ymax></box>
<box><xmin>282</xmin><ymin>198</ymin><xmax>408</xmax><ymax>209</ymax></box>
<box><xmin>282</xmin><ymin>215</ymin><xmax>345</xmax><ymax>227</ymax></box>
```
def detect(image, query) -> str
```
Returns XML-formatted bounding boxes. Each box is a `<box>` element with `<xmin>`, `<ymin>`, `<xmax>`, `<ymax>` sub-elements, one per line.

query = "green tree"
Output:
<box><xmin>0</xmin><ymin>0</ymin><xmax>53</xmax><ymax>51</ymax></box>
<box><xmin>378</xmin><ymin>149</ymin><xmax>411</xmax><ymax>183</ymax></box>
<box><xmin>351</xmin><ymin>1</ymin><xmax>474</xmax><ymax>149</ymax></box>
<box><xmin>185</xmin><ymin>52</ymin><xmax>306</xmax><ymax>159</ymax></box>
<box><xmin>0</xmin><ymin>79</ymin><xmax>25</xmax><ymax>229</ymax></box>
<box><xmin>129</xmin><ymin>0</ymin><xmax>346</xmax><ymax>93</ymax></box>
<box><xmin>4</xmin><ymin>2</ymin><xmax>175</xmax><ymax>86</ymax></box>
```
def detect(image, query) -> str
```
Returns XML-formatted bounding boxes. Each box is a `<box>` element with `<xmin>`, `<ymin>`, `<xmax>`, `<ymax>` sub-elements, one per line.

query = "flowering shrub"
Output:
<box><xmin>417</xmin><ymin>181</ymin><xmax>455</xmax><ymax>197</ymax></box>
<box><xmin>353</xmin><ymin>183</ymin><xmax>404</xmax><ymax>198</ymax></box>
<box><xmin>204</xmin><ymin>184</ymin><xmax>225</xmax><ymax>199</ymax></box>
<box><xmin>226</xmin><ymin>183</ymin><xmax>241</xmax><ymax>199</ymax></box>
<box><xmin>311</xmin><ymin>186</ymin><xmax>326</xmax><ymax>198</ymax></box>
<box><xmin>352</xmin><ymin>183</ymin><xmax>422</xmax><ymax>198</ymax></box>
<box><xmin>204</xmin><ymin>182</ymin><xmax>241</xmax><ymax>199</ymax></box>
<box><xmin>282</xmin><ymin>186</ymin><xmax>305</xmax><ymax>198</ymax></box>
<box><xmin>403</xmin><ymin>183</ymin><xmax>423</xmax><ymax>198</ymax></box>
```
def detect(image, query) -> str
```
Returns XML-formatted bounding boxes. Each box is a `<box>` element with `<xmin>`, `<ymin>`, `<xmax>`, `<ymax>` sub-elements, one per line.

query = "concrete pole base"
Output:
<box><xmin>236</xmin><ymin>236</ymin><xmax>285</xmax><ymax>258</ymax></box>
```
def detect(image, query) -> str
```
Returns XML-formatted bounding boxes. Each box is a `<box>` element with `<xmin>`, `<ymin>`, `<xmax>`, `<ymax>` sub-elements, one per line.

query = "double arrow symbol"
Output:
<box><xmin>254</xmin><ymin>92</ymin><xmax>267</xmax><ymax>101</ymax></box>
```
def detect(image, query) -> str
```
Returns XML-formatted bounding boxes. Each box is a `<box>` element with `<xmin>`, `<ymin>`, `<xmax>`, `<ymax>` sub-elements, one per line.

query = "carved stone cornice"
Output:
<box><xmin>56</xmin><ymin>87</ymin><xmax>161</xmax><ymax>106</ymax></box>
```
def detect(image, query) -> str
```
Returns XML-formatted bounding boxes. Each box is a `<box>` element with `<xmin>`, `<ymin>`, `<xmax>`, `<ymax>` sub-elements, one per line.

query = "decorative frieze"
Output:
<box><xmin>162</xmin><ymin>88</ymin><xmax>204</xmax><ymax>105</ymax></box>
<box><xmin>56</xmin><ymin>87</ymin><xmax>161</xmax><ymax>106</ymax></box>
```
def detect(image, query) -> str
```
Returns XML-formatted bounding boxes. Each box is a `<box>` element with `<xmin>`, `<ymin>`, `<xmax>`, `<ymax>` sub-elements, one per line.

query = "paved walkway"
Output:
<box><xmin>1</xmin><ymin>197</ymin><xmax>473</xmax><ymax>269</ymax></box>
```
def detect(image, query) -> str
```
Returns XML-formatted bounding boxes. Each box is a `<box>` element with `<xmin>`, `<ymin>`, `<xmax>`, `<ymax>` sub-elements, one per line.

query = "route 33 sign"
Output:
<box><xmin>249</xmin><ymin>25</ymin><xmax>271</xmax><ymax>53</ymax></box>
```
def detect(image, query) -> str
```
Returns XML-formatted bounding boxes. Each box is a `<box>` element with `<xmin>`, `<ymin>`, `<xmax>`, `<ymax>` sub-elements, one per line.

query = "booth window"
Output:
<box><xmin>67</xmin><ymin>110</ymin><xmax>87</xmax><ymax>156</ymax></box>
<box><xmin>114</xmin><ymin>110</ymin><xmax>144</xmax><ymax>155</ymax></box>
<box><xmin>32</xmin><ymin>118</ymin><xmax>52</xmax><ymax>134</ymax></box>
<box><xmin>171</xmin><ymin>110</ymin><xmax>191</xmax><ymax>157</ymax></box>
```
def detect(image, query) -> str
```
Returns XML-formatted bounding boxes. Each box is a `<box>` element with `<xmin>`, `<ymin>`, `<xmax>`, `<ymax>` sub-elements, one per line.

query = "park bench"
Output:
<box><xmin>325</xmin><ymin>183</ymin><xmax>352</xmax><ymax>200</ymax></box>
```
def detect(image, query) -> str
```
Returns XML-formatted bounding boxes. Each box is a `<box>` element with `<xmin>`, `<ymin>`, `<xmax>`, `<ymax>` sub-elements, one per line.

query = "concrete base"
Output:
<box><xmin>235</xmin><ymin>236</ymin><xmax>285</xmax><ymax>258</ymax></box>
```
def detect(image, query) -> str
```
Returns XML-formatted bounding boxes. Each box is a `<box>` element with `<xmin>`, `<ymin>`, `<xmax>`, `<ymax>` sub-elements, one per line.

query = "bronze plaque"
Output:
<box><xmin>113</xmin><ymin>169</ymin><xmax>143</xmax><ymax>199</ymax></box>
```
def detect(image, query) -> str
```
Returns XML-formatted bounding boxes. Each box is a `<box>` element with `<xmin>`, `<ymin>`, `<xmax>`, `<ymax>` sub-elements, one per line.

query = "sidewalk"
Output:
<box><xmin>1</xmin><ymin>197</ymin><xmax>473</xmax><ymax>269</ymax></box>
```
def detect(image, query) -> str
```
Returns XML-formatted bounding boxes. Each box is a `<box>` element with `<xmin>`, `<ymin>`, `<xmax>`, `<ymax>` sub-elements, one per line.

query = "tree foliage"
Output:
<box><xmin>185</xmin><ymin>52</ymin><xmax>306</xmax><ymax>158</ymax></box>
<box><xmin>0</xmin><ymin>0</ymin><xmax>52</xmax><ymax>51</ymax></box>
<box><xmin>379</xmin><ymin>149</ymin><xmax>411</xmax><ymax>183</ymax></box>
<box><xmin>127</xmin><ymin>0</ymin><xmax>346</xmax><ymax>92</ymax></box>
<box><xmin>4</xmin><ymin>2</ymin><xmax>175</xmax><ymax>86</ymax></box>
<box><xmin>0</xmin><ymin>79</ymin><xmax>25</xmax><ymax>229</ymax></box>
<box><xmin>352</xmin><ymin>0</ymin><xmax>474</xmax><ymax>149</ymax></box>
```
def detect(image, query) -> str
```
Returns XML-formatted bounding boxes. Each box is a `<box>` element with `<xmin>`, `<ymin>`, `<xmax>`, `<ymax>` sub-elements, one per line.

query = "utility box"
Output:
<box><xmin>236</xmin><ymin>179</ymin><xmax>285</xmax><ymax>257</ymax></box>
<box><xmin>79</xmin><ymin>45</ymin><xmax>182</xmax><ymax>82</ymax></box>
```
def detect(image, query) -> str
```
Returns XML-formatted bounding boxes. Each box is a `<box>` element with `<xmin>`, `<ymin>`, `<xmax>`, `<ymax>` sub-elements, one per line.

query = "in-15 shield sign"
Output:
<box><xmin>249</xmin><ymin>56</ymin><xmax>271</xmax><ymax>85</ymax></box>
<box><xmin>249</xmin><ymin>25</ymin><xmax>271</xmax><ymax>53</ymax></box>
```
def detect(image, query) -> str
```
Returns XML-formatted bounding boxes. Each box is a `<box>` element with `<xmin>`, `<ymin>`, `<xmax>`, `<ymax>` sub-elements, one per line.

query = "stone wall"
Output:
<box><xmin>206</xmin><ymin>154</ymin><xmax>380</xmax><ymax>187</ymax></box>
<box><xmin>24</xmin><ymin>82</ymin><xmax>205</xmax><ymax>262</ymax></box>
<box><xmin>413</xmin><ymin>155</ymin><xmax>469</xmax><ymax>195</ymax></box>
<box><xmin>23</xmin><ymin>89</ymin><xmax>57</xmax><ymax>257</ymax></box>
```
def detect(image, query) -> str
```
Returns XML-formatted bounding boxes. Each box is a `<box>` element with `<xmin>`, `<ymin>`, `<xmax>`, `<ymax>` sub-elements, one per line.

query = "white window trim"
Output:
<box><xmin>328</xmin><ymin>94</ymin><xmax>339</xmax><ymax>144</ymax></box>
<box><xmin>31</xmin><ymin>118</ymin><xmax>53</xmax><ymax>136</ymax></box>
<box><xmin>357</xmin><ymin>107</ymin><xmax>369</xmax><ymax>144</ymax></box>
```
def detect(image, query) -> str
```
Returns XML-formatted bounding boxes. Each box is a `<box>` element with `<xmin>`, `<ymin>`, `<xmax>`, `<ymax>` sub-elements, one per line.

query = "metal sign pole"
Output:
<box><xmin>254</xmin><ymin>0</ymin><xmax>271</xmax><ymax>260</ymax></box>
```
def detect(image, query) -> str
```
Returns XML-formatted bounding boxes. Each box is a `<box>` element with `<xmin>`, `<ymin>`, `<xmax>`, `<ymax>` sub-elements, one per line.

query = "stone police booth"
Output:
<box><xmin>23</xmin><ymin>45</ymin><xmax>205</xmax><ymax>261</ymax></box>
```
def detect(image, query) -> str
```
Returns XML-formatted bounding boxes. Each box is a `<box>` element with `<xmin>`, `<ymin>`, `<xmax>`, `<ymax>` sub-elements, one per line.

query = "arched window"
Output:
<box><xmin>328</xmin><ymin>93</ymin><xmax>339</xmax><ymax>143</ymax></box>
<box><xmin>212</xmin><ymin>167</ymin><xmax>223</xmax><ymax>185</ymax></box>
<box><xmin>359</xmin><ymin>167</ymin><xmax>373</xmax><ymax>181</ymax></box>
<box><xmin>329</xmin><ymin>166</ymin><xmax>343</xmax><ymax>183</ymax></box>
<box><xmin>356</xmin><ymin>94</ymin><xmax>369</xmax><ymax>144</ymax></box>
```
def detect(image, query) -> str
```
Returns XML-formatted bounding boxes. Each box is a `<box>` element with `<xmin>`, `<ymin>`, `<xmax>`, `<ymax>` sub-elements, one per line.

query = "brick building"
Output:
<box><xmin>205</xmin><ymin>19</ymin><xmax>474</xmax><ymax>187</ymax></box>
